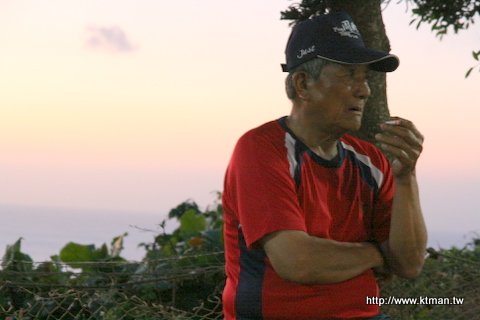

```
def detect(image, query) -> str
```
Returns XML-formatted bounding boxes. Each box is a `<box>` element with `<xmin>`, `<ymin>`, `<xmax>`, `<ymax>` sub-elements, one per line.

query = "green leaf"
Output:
<box><xmin>93</xmin><ymin>243</ymin><xmax>109</xmax><ymax>260</ymax></box>
<box><xmin>416</xmin><ymin>19</ymin><xmax>423</xmax><ymax>30</ymax></box>
<box><xmin>168</xmin><ymin>200</ymin><xmax>200</xmax><ymax>219</ymax></box>
<box><xmin>2</xmin><ymin>237</ymin><xmax>23</xmax><ymax>261</ymax></box>
<box><xmin>180</xmin><ymin>209</ymin><xmax>206</xmax><ymax>232</ymax></box>
<box><xmin>161</xmin><ymin>243</ymin><xmax>173</xmax><ymax>257</ymax></box>
<box><xmin>473</xmin><ymin>51</ymin><xmax>480</xmax><ymax>61</ymax></box>
<box><xmin>1</xmin><ymin>237</ymin><xmax>33</xmax><ymax>271</ymax></box>
<box><xmin>60</xmin><ymin>242</ymin><xmax>95</xmax><ymax>268</ymax></box>
<box><xmin>465</xmin><ymin>67</ymin><xmax>474</xmax><ymax>78</ymax></box>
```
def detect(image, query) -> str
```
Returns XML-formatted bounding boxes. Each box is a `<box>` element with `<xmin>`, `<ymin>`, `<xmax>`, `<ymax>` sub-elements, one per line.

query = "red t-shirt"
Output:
<box><xmin>222</xmin><ymin>118</ymin><xmax>394</xmax><ymax>320</ymax></box>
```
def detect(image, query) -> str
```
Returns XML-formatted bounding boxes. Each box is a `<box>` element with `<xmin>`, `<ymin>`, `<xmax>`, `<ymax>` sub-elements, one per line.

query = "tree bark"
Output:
<box><xmin>326</xmin><ymin>0</ymin><xmax>392</xmax><ymax>144</ymax></box>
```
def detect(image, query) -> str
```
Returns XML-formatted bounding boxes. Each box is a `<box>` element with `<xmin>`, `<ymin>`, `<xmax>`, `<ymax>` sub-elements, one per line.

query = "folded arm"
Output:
<box><xmin>260</xmin><ymin>230</ymin><xmax>385</xmax><ymax>285</ymax></box>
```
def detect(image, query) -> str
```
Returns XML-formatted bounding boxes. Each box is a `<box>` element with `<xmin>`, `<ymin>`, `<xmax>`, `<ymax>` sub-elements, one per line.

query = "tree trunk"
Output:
<box><xmin>326</xmin><ymin>0</ymin><xmax>392</xmax><ymax>144</ymax></box>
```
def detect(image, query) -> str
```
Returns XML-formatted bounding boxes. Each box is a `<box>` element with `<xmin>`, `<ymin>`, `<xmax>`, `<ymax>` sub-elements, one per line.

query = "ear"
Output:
<box><xmin>292</xmin><ymin>71</ymin><xmax>310</xmax><ymax>101</ymax></box>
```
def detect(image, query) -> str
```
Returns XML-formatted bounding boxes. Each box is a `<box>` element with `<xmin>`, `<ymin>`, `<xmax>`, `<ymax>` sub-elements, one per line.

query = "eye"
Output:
<box><xmin>333</xmin><ymin>65</ymin><xmax>369</xmax><ymax>83</ymax></box>
<box><xmin>350</xmin><ymin>68</ymin><xmax>369</xmax><ymax>83</ymax></box>
<box><xmin>337</xmin><ymin>68</ymin><xmax>355</xmax><ymax>79</ymax></box>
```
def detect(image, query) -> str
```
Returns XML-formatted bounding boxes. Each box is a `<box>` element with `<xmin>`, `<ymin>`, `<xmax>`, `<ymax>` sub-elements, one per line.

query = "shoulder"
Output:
<box><xmin>239</xmin><ymin>119</ymin><xmax>285</xmax><ymax>140</ymax></box>
<box><xmin>234</xmin><ymin>119</ymin><xmax>286</xmax><ymax>153</ymax></box>
<box><xmin>227</xmin><ymin>119</ymin><xmax>291</xmax><ymax>174</ymax></box>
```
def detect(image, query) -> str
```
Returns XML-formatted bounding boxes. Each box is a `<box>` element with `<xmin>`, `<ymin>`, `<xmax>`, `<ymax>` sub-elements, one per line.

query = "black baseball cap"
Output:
<box><xmin>281</xmin><ymin>12</ymin><xmax>399</xmax><ymax>72</ymax></box>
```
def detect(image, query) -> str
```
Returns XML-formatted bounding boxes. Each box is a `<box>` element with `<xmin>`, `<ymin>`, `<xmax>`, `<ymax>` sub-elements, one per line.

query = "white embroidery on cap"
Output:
<box><xmin>333</xmin><ymin>20</ymin><xmax>360</xmax><ymax>39</ymax></box>
<box><xmin>297</xmin><ymin>45</ymin><xmax>315</xmax><ymax>59</ymax></box>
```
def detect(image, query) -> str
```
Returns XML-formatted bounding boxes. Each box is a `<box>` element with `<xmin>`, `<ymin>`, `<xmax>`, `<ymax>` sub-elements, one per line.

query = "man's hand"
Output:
<box><xmin>371</xmin><ymin>241</ymin><xmax>394</xmax><ymax>285</ymax></box>
<box><xmin>375</xmin><ymin>118</ymin><xmax>424</xmax><ymax>180</ymax></box>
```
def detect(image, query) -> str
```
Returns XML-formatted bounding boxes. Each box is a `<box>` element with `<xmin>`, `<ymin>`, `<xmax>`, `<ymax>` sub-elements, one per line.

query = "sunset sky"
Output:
<box><xmin>1</xmin><ymin>0</ymin><xmax>479</xmax><ymax>258</ymax></box>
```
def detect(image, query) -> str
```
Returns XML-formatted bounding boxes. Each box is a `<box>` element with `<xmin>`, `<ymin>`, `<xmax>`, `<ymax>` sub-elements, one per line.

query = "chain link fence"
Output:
<box><xmin>1</xmin><ymin>247</ymin><xmax>479</xmax><ymax>319</ymax></box>
<box><xmin>381</xmin><ymin>246</ymin><xmax>480</xmax><ymax>319</ymax></box>
<box><xmin>1</xmin><ymin>251</ymin><xmax>225</xmax><ymax>320</ymax></box>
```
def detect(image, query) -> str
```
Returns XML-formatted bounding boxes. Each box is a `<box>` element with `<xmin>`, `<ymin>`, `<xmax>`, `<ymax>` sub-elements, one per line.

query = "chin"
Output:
<box><xmin>344</xmin><ymin>120</ymin><xmax>362</xmax><ymax>132</ymax></box>
<box><xmin>351</xmin><ymin>123</ymin><xmax>362</xmax><ymax>132</ymax></box>
<box><xmin>330</xmin><ymin>119</ymin><xmax>362</xmax><ymax>136</ymax></box>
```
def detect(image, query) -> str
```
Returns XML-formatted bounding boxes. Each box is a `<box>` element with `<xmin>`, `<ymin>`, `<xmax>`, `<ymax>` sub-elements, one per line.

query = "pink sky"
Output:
<box><xmin>1</xmin><ymin>1</ymin><xmax>479</xmax><ymax>256</ymax></box>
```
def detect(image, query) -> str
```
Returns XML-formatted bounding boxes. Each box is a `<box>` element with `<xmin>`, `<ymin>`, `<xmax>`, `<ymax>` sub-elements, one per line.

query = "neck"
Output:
<box><xmin>285</xmin><ymin>115</ymin><xmax>340</xmax><ymax>160</ymax></box>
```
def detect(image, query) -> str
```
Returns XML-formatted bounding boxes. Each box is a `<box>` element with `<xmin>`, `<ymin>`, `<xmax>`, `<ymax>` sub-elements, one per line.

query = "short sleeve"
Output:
<box><xmin>222</xmin><ymin>124</ymin><xmax>307</xmax><ymax>249</ymax></box>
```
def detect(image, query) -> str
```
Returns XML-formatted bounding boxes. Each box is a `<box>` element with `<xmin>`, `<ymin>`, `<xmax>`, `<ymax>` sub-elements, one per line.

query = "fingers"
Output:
<box><xmin>375</xmin><ymin>117</ymin><xmax>424</xmax><ymax>177</ymax></box>
<box><xmin>383</xmin><ymin>118</ymin><xmax>424</xmax><ymax>144</ymax></box>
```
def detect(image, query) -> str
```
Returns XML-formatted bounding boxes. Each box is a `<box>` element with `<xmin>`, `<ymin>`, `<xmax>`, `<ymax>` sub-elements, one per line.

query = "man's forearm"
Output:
<box><xmin>304</xmin><ymin>237</ymin><xmax>385</xmax><ymax>284</ymax></box>
<box><xmin>385</xmin><ymin>174</ymin><xmax>428</xmax><ymax>279</ymax></box>
<box><xmin>262</xmin><ymin>230</ymin><xmax>385</xmax><ymax>285</ymax></box>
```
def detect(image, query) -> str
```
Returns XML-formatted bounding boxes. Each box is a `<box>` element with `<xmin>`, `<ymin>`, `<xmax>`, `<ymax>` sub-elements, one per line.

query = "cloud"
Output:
<box><xmin>85</xmin><ymin>25</ymin><xmax>137</xmax><ymax>53</ymax></box>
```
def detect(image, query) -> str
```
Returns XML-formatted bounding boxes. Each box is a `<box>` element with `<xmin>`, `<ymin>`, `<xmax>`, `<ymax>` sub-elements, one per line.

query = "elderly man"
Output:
<box><xmin>222</xmin><ymin>11</ymin><xmax>427</xmax><ymax>320</ymax></box>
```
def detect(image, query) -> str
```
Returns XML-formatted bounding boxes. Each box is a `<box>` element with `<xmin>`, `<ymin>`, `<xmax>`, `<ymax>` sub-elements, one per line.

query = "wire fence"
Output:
<box><xmin>1</xmin><ymin>251</ymin><xmax>226</xmax><ymax>320</ymax></box>
<box><xmin>381</xmin><ymin>246</ymin><xmax>480</xmax><ymax>319</ymax></box>
<box><xmin>1</xmin><ymin>247</ymin><xmax>479</xmax><ymax>320</ymax></box>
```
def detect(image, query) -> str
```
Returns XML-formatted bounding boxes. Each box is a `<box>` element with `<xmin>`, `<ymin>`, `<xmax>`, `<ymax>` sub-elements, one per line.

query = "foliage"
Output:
<box><xmin>0</xmin><ymin>196</ymin><xmax>225</xmax><ymax>320</ymax></box>
<box><xmin>466</xmin><ymin>49</ymin><xmax>480</xmax><ymax>78</ymax></box>
<box><xmin>381</xmin><ymin>236</ymin><xmax>480</xmax><ymax>319</ymax></box>
<box><xmin>139</xmin><ymin>193</ymin><xmax>224</xmax><ymax>260</ymax></box>
<box><xmin>1</xmin><ymin>238</ymin><xmax>33</xmax><ymax>273</ymax></box>
<box><xmin>131</xmin><ymin>195</ymin><xmax>225</xmax><ymax>318</ymax></box>
<box><xmin>280</xmin><ymin>0</ymin><xmax>328</xmax><ymax>25</ymax></box>
<box><xmin>280</xmin><ymin>0</ymin><xmax>393</xmax><ymax>24</ymax></box>
<box><xmin>408</xmin><ymin>0</ymin><xmax>480</xmax><ymax>77</ymax></box>
<box><xmin>0</xmin><ymin>235</ymin><xmax>133</xmax><ymax>319</ymax></box>
<box><xmin>409</xmin><ymin>0</ymin><xmax>480</xmax><ymax>35</ymax></box>
<box><xmin>58</xmin><ymin>233</ymin><xmax>128</xmax><ymax>272</ymax></box>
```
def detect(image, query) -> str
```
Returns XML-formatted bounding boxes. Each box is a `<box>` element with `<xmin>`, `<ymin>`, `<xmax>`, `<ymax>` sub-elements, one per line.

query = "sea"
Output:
<box><xmin>1</xmin><ymin>204</ymin><xmax>476</xmax><ymax>263</ymax></box>
<box><xmin>1</xmin><ymin>204</ymin><xmax>176</xmax><ymax>262</ymax></box>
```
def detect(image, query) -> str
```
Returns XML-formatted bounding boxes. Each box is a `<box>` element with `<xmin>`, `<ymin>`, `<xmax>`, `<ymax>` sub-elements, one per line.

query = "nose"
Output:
<box><xmin>354</xmin><ymin>79</ymin><xmax>371</xmax><ymax>100</ymax></box>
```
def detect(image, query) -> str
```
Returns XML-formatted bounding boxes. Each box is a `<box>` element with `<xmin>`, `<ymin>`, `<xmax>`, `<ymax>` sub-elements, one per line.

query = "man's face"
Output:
<box><xmin>305</xmin><ymin>63</ymin><xmax>371</xmax><ymax>136</ymax></box>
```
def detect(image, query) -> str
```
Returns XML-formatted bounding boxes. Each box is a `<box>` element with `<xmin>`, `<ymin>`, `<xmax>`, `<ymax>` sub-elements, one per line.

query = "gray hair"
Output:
<box><xmin>285</xmin><ymin>58</ymin><xmax>331</xmax><ymax>100</ymax></box>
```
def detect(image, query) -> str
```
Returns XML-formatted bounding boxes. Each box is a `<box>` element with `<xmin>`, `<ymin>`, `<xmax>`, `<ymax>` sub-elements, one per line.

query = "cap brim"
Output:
<box><xmin>282</xmin><ymin>52</ymin><xmax>399</xmax><ymax>73</ymax></box>
<box><xmin>368</xmin><ymin>55</ymin><xmax>399</xmax><ymax>72</ymax></box>
<box><xmin>316</xmin><ymin>46</ymin><xmax>399</xmax><ymax>72</ymax></box>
